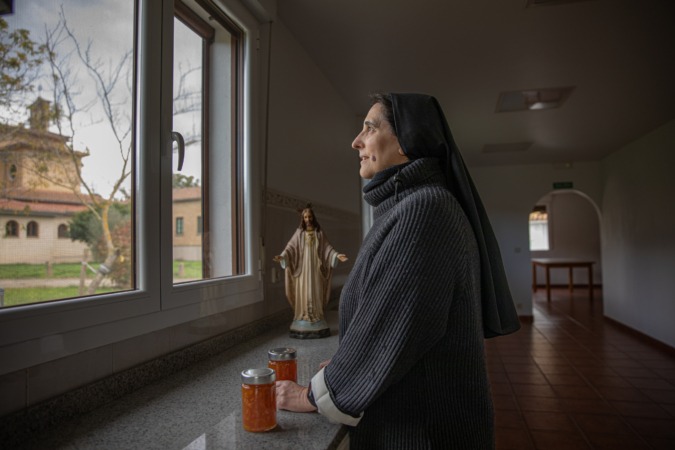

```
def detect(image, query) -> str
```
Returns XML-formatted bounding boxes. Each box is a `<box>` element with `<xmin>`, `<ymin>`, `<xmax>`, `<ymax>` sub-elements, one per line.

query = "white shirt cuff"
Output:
<box><xmin>311</xmin><ymin>367</ymin><xmax>363</xmax><ymax>426</ymax></box>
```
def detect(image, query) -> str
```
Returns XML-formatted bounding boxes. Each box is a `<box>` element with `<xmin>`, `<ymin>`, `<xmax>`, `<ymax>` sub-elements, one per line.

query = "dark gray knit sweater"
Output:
<box><xmin>325</xmin><ymin>158</ymin><xmax>494</xmax><ymax>449</ymax></box>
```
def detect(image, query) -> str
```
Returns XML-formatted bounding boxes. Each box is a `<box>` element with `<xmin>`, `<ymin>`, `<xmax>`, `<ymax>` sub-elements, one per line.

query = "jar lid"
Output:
<box><xmin>241</xmin><ymin>368</ymin><xmax>276</xmax><ymax>384</ymax></box>
<box><xmin>268</xmin><ymin>347</ymin><xmax>297</xmax><ymax>361</ymax></box>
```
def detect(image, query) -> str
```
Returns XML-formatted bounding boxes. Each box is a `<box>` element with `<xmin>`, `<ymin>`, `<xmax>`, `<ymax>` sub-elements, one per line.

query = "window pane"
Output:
<box><xmin>529</xmin><ymin>221</ymin><xmax>550</xmax><ymax>251</ymax></box>
<box><xmin>172</xmin><ymin>2</ymin><xmax>241</xmax><ymax>284</ymax></box>
<box><xmin>0</xmin><ymin>0</ymin><xmax>135</xmax><ymax>308</ymax></box>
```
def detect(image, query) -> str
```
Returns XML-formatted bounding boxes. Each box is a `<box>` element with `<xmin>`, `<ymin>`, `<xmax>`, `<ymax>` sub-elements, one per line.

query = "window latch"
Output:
<box><xmin>171</xmin><ymin>131</ymin><xmax>186</xmax><ymax>171</ymax></box>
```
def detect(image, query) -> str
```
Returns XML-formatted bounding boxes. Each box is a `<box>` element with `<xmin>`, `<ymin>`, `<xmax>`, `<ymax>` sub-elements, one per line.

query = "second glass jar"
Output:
<box><xmin>268</xmin><ymin>347</ymin><xmax>297</xmax><ymax>382</ymax></box>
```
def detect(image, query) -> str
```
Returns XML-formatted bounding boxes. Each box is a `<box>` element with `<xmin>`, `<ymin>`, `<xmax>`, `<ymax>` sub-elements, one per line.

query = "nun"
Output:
<box><xmin>276</xmin><ymin>93</ymin><xmax>520</xmax><ymax>449</ymax></box>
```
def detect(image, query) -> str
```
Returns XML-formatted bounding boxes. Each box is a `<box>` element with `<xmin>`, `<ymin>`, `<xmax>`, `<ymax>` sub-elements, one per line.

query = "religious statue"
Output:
<box><xmin>273</xmin><ymin>205</ymin><xmax>347</xmax><ymax>338</ymax></box>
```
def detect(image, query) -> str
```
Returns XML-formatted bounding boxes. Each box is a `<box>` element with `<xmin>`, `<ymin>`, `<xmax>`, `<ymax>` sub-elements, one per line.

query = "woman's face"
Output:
<box><xmin>351</xmin><ymin>103</ymin><xmax>408</xmax><ymax>179</ymax></box>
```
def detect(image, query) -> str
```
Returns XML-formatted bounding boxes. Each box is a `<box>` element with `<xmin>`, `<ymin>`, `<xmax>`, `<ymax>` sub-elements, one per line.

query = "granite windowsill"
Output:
<box><xmin>17</xmin><ymin>311</ymin><xmax>346</xmax><ymax>450</ymax></box>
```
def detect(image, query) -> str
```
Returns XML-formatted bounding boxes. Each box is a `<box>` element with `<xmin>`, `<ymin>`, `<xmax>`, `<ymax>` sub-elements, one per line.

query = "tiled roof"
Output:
<box><xmin>0</xmin><ymin>198</ymin><xmax>88</xmax><ymax>216</ymax></box>
<box><xmin>2</xmin><ymin>188</ymin><xmax>91</xmax><ymax>205</ymax></box>
<box><xmin>172</xmin><ymin>186</ymin><xmax>201</xmax><ymax>201</ymax></box>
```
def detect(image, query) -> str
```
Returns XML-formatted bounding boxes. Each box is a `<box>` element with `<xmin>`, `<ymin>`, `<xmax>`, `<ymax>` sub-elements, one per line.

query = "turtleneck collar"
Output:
<box><xmin>363</xmin><ymin>158</ymin><xmax>446</xmax><ymax>210</ymax></box>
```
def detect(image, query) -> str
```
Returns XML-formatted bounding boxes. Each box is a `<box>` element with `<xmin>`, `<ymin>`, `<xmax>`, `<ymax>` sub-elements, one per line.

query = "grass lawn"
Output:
<box><xmin>172</xmin><ymin>260</ymin><xmax>202</xmax><ymax>278</ymax></box>
<box><xmin>0</xmin><ymin>262</ymin><xmax>99</xmax><ymax>279</ymax></box>
<box><xmin>0</xmin><ymin>261</ymin><xmax>202</xmax><ymax>279</ymax></box>
<box><xmin>0</xmin><ymin>261</ymin><xmax>202</xmax><ymax>308</ymax></box>
<box><xmin>1</xmin><ymin>287</ymin><xmax>117</xmax><ymax>307</ymax></box>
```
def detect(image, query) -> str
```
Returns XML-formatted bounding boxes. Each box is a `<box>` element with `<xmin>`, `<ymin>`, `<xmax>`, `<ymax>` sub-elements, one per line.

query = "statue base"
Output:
<box><xmin>289</xmin><ymin>319</ymin><xmax>331</xmax><ymax>339</ymax></box>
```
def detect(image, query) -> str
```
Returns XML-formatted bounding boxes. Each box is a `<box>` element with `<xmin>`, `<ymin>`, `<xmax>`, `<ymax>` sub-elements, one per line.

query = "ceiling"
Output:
<box><xmin>276</xmin><ymin>0</ymin><xmax>675</xmax><ymax>167</ymax></box>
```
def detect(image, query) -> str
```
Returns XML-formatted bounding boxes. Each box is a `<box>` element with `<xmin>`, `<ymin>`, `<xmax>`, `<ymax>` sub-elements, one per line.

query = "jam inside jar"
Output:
<box><xmin>268</xmin><ymin>347</ymin><xmax>297</xmax><ymax>383</ymax></box>
<box><xmin>241</xmin><ymin>368</ymin><xmax>276</xmax><ymax>432</ymax></box>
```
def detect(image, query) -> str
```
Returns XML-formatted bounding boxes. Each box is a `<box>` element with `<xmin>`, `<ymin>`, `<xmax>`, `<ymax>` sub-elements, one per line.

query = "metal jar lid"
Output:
<box><xmin>241</xmin><ymin>368</ymin><xmax>276</xmax><ymax>385</ymax></box>
<box><xmin>268</xmin><ymin>347</ymin><xmax>297</xmax><ymax>361</ymax></box>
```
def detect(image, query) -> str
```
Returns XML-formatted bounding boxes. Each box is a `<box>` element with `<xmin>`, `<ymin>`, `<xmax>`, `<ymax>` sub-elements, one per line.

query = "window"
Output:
<box><xmin>0</xmin><ymin>0</ymin><xmax>261</xmax><ymax>383</ymax></box>
<box><xmin>5</xmin><ymin>221</ymin><xmax>19</xmax><ymax>237</ymax></box>
<box><xmin>9</xmin><ymin>164</ymin><xmax>17</xmax><ymax>181</ymax></box>
<box><xmin>26</xmin><ymin>221</ymin><xmax>39</xmax><ymax>238</ymax></box>
<box><xmin>176</xmin><ymin>217</ymin><xmax>184</xmax><ymax>236</ymax></box>
<box><xmin>57</xmin><ymin>224</ymin><xmax>69</xmax><ymax>238</ymax></box>
<box><xmin>0</xmin><ymin>0</ymin><xmax>135</xmax><ymax>306</ymax></box>
<box><xmin>529</xmin><ymin>205</ymin><xmax>550</xmax><ymax>251</ymax></box>
<box><xmin>170</xmin><ymin>0</ymin><xmax>244</xmax><ymax>283</ymax></box>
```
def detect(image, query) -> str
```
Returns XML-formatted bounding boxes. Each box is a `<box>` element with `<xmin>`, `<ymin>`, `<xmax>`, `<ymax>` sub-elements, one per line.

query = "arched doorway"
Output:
<box><xmin>529</xmin><ymin>189</ymin><xmax>602</xmax><ymax>298</ymax></box>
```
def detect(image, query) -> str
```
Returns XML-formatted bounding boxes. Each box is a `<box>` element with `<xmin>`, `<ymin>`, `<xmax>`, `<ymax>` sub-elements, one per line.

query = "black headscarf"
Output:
<box><xmin>389</xmin><ymin>93</ymin><xmax>520</xmax><ymax>338</ymax></box>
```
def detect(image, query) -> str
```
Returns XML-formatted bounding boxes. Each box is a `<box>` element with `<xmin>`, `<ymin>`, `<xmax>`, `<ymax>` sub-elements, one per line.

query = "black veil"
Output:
<box><xmin>390</xmin><ymin>93</ymin><xmax>521</xmax><ymax>338</ymax></box>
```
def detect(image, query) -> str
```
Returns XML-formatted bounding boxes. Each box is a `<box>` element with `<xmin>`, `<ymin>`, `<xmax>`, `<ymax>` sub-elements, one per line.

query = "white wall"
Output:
<box><xmin>470</xmin><ymin>161</ymin><xmax>603</xmax><ymax>317</ymax></box>
<box><xmin>601</xmin><ymin>119</ymin><xmax>675</xmax><ymax>348</ymax></box>
<box><xmin>265</xmin><ymin>20</ymin><xmax>361</xmax><ymax>214</ymax></box>
<box><xmin>261</xmin><ymin>19</ymin><xmax>362</xmax><ymax>306</ymax></box>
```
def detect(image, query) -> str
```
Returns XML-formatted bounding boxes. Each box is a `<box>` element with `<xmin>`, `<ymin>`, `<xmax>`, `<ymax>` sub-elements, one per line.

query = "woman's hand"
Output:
<box><xmin>275</xmin><ymin>381</ymin><xmax>317</xmax><ymax>412</ymax></box>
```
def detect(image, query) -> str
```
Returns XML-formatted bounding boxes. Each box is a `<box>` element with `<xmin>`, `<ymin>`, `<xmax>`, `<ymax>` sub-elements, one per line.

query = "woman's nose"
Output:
<box><xmin>351</xmin><ymin>132</ymin><xmax>363</xmax><ymax>150</ymax></box>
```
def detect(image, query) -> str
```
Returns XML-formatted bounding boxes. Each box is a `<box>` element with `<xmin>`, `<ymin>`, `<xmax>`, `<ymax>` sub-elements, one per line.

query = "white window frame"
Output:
<box><xmin>0</xmin><ymin>0</ymin><xmax>263</xmax><ymax>375</ymax></box>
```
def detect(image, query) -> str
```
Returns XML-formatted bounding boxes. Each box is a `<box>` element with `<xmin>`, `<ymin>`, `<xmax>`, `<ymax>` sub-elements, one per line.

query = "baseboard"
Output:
<box><xmin>518</xmin><ymin>315</ymin><xmax>534</xmax><ymax>324</ymax></box>
<box><xmin>604</xmin><ymin>316</ymin><xmax>675</xmax><ymax>356</ymax></box>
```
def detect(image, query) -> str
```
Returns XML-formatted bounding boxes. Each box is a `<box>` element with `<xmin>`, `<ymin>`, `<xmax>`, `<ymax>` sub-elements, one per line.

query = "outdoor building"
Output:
<box><xmin>0</xmin><ymin>98</ymin><xmax>89</xmax><ymax>264</ymax></box>
<box><xmin>172</xmin><ymin>186</ymin><xmax>202</xmax><ymax>261</ymax></box>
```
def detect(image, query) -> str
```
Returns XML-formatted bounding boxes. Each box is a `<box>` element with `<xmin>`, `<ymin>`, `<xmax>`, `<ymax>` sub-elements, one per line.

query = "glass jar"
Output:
<box><xmin>268</xmin><ymin>347</ymin><xmax>297</xmax><ymax>383</ymax></box>
<box><xmin>241</xmin><ymin>368</ymin><xmax>276</xmax><ymax>432</ymax></box>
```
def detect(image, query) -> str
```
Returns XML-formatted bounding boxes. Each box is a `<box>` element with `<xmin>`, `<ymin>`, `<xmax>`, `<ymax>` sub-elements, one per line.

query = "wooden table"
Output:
<box><xmin>532</xmin><ymin>258</ymin><xmax>595</xmax><ymax>302</ymax></box>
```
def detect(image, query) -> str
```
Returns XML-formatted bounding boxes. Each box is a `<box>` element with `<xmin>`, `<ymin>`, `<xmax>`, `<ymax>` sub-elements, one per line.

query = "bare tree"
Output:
<box><xmin>28</xmin><ymin>8</ymin><xmax>200</xmax><ymax>294</ymax></box>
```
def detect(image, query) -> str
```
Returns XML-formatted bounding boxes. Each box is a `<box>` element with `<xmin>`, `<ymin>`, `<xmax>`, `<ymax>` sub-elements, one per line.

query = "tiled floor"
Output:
<box><xmin>486</xmin><ymin>288</ymin><xmax>675</xmax><ymax>450</ymax></box>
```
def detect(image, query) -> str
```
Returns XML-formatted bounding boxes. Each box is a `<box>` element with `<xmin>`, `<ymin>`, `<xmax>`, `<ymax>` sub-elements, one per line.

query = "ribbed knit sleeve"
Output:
<box><xmin>323</xmin><ymin>187</ymin><xmax>474</xmax><ymax>417</ymax></box>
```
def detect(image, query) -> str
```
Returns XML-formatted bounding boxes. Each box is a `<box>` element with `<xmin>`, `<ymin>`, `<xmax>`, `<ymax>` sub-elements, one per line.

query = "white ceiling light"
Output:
<box><xmin>496</xmin><ymin>87</ymin><xmax>575</xmax><ymax>113</ymax></box>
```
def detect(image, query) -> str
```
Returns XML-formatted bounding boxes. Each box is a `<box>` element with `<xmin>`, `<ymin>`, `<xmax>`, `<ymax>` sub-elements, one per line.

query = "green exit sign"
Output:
<box><xmin>553</xmin><ymin>181</ymin><xmax>573</xmax><ymax>189</ymax></box>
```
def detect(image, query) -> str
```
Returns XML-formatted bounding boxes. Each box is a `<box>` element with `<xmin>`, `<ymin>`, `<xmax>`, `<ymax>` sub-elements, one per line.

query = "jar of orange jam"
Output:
<box><xmin>241</xmin><ymin>368</ymin><xmax>276</xmax><ymax>432</ymax></box>
<box><xmin>268</xmin><ymin>347</ymin><xmax>297</xmax><ymax>382</ymax></box>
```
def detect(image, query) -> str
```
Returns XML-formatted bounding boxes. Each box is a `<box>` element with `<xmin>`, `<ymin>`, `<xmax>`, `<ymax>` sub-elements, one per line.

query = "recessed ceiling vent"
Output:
<box><xmin>496</xmin><ymin>86</ymin><xmax>574</xmax><ymax>113</ymax></box>
<box><xmin>526</xmin><ymin>0</ymin><xmax>596</xmax><ymax>7</ymax></box>
<box><xmin>482</xmin><ymin>142</ymin><xmax>532</xmax><ymax>154</ymax></box>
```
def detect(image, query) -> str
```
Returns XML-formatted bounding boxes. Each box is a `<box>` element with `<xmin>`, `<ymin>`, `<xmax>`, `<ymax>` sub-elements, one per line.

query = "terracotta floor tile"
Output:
<box><xmin>490</xmin><ymin>382</ymin><xmax>513</xmax><ymax>395</ymax></box>
<box><xmin>487</xmin><ymin>291</ymin><xmax>675</xmax><ymax>448</ymax></box>
<box><xmin>595</xmin><ymin>386</ymin><xmax>650</xmax><ymax>402</ymax></box>
<box><xmin>504</xmin><ymin>364</ymin><xmax>543</xmax><ymax>374</ymax></box>
<box><xmin>585</xmin><ymin>433</ymin><xmax>652</xmax><ymax>450</ymax></box>
<box><xmin>537</xmin><ymin>364</ymin><xmax>577</xmax><ymax>375</ymax></box>
<box><xmin>495</xmin><ymin>410</ymin><xmax>527</xmax><ymax>429</ymax></box>
<box><xmin>511</xmin><ymin>383</ymin><xmax>557</xmax><ymax>398</ymax></box>
<box><xmin>559</xmin><ymin>398</ymin><xmax>615</xmax><ymax>414</ymax></box>
<box><xmin>522</xmin><ymin>411</ymin><xmax>576</xmax><ymax>431</ymax></box>
<box><xmin>609</xmin><ymin>400</ymin><xmax>672</xmax><ymax>419</ymax></box>
<box><xmin>544</xmin><ymin>372</ymin><xmax>589</xmax><ymax>386</ymax></box>
<box><xmin>585</xmin><ymin>375</ymin><xmax>632</xmax><ymax>388</ymax></box>
<box><xmin>641</xmin><ymin>388</ymin><xmax>675</xmax><ymax>404</ymax></box>
<box><xmin>624</xmin><ymin>417</ymin><xmax>675</xmax><ymax>438</ymax></box>
<box><xmin>493</xmin><ymin>394</ymin><xmax>519</xmax><ymax>411</ymax></box>
<box><xmin>529</xmin><ymin>430</ymin><xmax>591</xmax><ymax>449</ymax></box>
<box><xmin>517</xmin><ymin>396</ymin><xmax>564</xmax><ymax>412</ymax></box>
<box><xmin>647</xmin><ymin>437</ymin><xmax>675</xmax><ymax>450</ymax></box>
<box><xmin>572</xmin><ymin>413</ymin><xmax>633</xmax><ymax>435</ymax></box>
<box><xmin>612</xmin><ymin>366</ymin><xmax>658</xmax><ymax>378</ymax></box>
<box><xmin>507</xmin><ymin>372</ymin><xmax>549</xmax><ymax>385</ymax></box>
<box><xmin>488</xmin><ymin>372</ymin><xmax>510</xmax><ymax>383</ymax></box>
<box><xmin>495</xmin><ymin>427</ymin><xmax>535</xmax><ymax>450</ymax></box>
<box><xmin>551</xmin><ymin>385</ymin><xmax>600</xmax><ymax>399</ymax></box>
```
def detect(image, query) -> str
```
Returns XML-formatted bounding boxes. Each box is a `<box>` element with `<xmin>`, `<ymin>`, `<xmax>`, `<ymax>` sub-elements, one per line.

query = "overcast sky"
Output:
<box><xmin>5</xmin><ymin>0</ymin><xmax>202</xmax><ymax>196</ymax></box>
